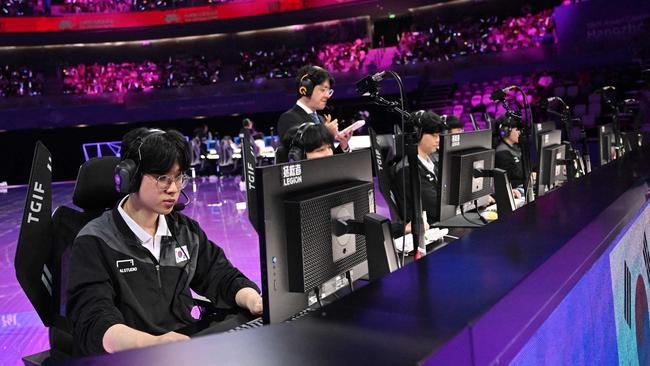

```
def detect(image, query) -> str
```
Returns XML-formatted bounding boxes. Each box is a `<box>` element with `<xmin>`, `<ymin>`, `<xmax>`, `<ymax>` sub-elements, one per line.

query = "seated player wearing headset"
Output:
<box><xmin>278</xmin><ymin>122</ymin><xmax>335</xmax><ymax>162</ymax></box>
<box><xmin>392</xmin><ymin>111</ymin><xmax>444</xmax><ymax>227</ymax></box>
<box><xmin>494</xmin><ymin>114</ymin><xmax>524</xmax><ymax>198</ymax></box>
<box><xmin>66</xmin><ymin>128</ymin><xmax>262</xmax><ymax>356</ymax></box>
<box><xmin>445</xmin><ymin>115</ymin><xmax>464</xmax><ymax>134</ymax></box>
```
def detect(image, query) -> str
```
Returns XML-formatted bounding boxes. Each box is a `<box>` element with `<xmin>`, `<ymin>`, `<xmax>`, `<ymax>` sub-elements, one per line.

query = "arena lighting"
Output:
<box><xmin>74</xmin><ymin>124</ymin><xmax>89</xmax><ymax>128</ymax></box>
<box><xmin>0</xmin><ymin>14</ymin><xmax>369</xmax><ymax>51</ymax></box>
<box><xmin>0</xmin><ymin>32</ymin><xmax>227</xmax><ymax>51</ymax></box>
<box><xmin>408</xmin><ymin>0</ymin><xmax>473</xmax><ymax>13</ymax></box>
<box><xmin>235</xmin><ymin>15</ymin><xmax>369</xmax><ymax>36</ymax></box>
<box><xmin>194</xmin><ymin>116</ymin><xmax>207</xmax><ymax>119</ymax></box>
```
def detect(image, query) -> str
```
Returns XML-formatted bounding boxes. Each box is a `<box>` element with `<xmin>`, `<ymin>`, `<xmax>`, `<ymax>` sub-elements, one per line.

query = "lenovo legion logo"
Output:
<box><xmin>281</xmin><ymin>164</ymin><xmax>302</xmax><ymax>187</ymax></box>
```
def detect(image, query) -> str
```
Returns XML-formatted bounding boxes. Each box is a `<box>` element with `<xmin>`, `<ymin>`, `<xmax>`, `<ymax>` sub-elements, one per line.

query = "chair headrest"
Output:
<box><xmin>73</xmin><ymin>157</ymin><xmax>126</xmax><ymax>211</ymax></box>
<box><xmin>375</xmin><ymin>134</ymin><xmax>397</xmax><ymax>164</ymax></box>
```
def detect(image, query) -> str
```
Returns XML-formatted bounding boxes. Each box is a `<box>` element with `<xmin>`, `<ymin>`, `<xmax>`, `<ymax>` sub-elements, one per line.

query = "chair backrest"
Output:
<box><xmin>18</xmin><ymin>155</ymin><xmax>124</xmax><ymax>359</ymax></box>
<box><xmin>369</xmin><ymin>128</ymin><xmax>402</xmax><ymax>223</ymax></box>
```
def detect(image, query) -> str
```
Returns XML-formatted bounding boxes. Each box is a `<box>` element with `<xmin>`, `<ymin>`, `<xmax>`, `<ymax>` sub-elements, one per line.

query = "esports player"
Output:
<box><xmin>494</xmin><ymin>114</ymin><xmax>525</xmax><ymax>191</ymax></box>
<box><xmin>67</xmin><ymin>128</ymin><xmax>262</xmax><ymax>356</ymax></box>
<box><xmin>277</xmin><ymin>65</ymin><xmax>352</xmax><ymax>152</ymax></box>
<box><xmin>445</xmin><ymin>115</ymin><xmax>464</xmax><ymax>134</ymax></box>
<box><xmin>392</xmin><ymin>111</ymin><xmax>444</xmax><ymax>226</ymax></box>
<box><xmin>278</xmin><ymin>122</ymin><xmax>335</xmax><ymax>162</ymax></box>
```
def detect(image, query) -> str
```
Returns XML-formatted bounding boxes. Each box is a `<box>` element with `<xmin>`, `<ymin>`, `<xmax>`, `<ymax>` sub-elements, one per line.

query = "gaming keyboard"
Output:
<box><xmin>228</xmin><ymin>308</ymin><xmax>315</xmax><ymax>332</ymax></box>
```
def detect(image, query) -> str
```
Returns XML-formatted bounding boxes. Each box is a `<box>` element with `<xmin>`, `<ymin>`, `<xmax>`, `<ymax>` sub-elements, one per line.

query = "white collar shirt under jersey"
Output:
<box><xmin>117</xmin><ymin>195</ymin><xmax>171</xmax><ymax>262</ymax></box>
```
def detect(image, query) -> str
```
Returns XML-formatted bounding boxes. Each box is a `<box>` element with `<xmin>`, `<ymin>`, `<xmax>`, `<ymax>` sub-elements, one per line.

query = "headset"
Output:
<box><xmin>287</xmin><ymin>122</ymin><xmax>315</xmax><ymax>162</ymax></box>
<box><xmin>298</xmin><ymin>66</ymin><xmax>325</xmax><ymax>97</ymax></box>
<box><xmin>114</xmin><ymin>129</ymin><xmax>165</xmax><ymax>194</ymax></box>
<box><xmin>498</xmin><ymin>119</ymin><xmax>514</xmax><ymax>139</ymax></box>
<box><xmin>411</xmin><ymin>110</ymin><xmax>447</xmax><ymax>141</ymax></box>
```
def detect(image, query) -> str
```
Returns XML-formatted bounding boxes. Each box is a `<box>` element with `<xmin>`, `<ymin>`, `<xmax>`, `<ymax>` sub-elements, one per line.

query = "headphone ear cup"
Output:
<box><xmin>499</xmin><ymin>125</ymin><xmax>511</xmax><ymax>139</ymax></box>
<box><xmin>298</xmin><ymin>74</ymin><xmax>314</xmax><ymax>97</ymax></box>
<box><xmin>114</xmin><ymin>159</ymin><xmax>137</xmax><ymax>194</ymax></box>
<box><xmin>288</xmin><ymin>146</ymin><xmax>303</xmax><ymax>162</ymax></box>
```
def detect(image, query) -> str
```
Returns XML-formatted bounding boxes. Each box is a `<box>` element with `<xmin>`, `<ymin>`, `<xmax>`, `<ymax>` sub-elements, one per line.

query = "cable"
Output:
<box><xmin>314</xmin><ymin>286</ymin><xmax>324</xmax><ymax>310</ymax></box>
<box><xmin>474</xmin><ymin>199</ymin><xmax>489</xmax><ymax>225</ymax></box>
<box><xmin>517</xmin><ymin>87</ymin><xmax>534</xmax><ymax>203</ymax></box>
<box><xmin>386</xmin><ymin>70</ymin><xmax>409</xmax><ymax>267</ymax></box>
<box><xmin>460</xmin><ymin>205</ymin><xmax>484</xmax><ymax>227</ymax></box>
<box><xmin>345</xmin><ymin>270</ymin><xmax>354</xmax><ymax>292</ymax></box>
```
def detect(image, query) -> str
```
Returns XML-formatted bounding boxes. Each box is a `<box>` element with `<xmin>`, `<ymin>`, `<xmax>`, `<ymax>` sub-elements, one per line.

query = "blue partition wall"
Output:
<box><xmin>512</xmin><ymin>200</ymin><xmax>650</xmax><ymax>365</ymax></box>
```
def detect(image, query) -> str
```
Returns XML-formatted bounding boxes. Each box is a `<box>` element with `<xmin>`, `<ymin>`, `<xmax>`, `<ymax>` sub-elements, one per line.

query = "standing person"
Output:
<box><xmin>276</xmin><ymin>65</ymin><xmax>352</xmax><ymax>163</ymax></box>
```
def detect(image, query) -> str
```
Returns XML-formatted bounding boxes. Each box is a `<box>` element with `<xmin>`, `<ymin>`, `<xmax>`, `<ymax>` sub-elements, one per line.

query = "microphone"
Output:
<box><xmin>490</xmin><ymin>86</ymin><xmax>518</xmax><ymax>102</ymax></box>
<box><xmin>594</xmin><ymin>85</ymin><xmax>616</xmax><ymax>93</ymax></box>
<box><xmin>546</xmin><ymin>96</ymin><xmax>569</xmax><ymax>110</ymax></box>
<box><xmin>371</xmin><ymin>71</ymin><xmax>387</xmax><ymax>82</ymax></box>
<box><xmin>356</xmin><ymin>71</ymin><xmax>386</xmax><ymax>96</ymax></box>
<box><xmin>173</xmin><ymin>190</ymin><xmax>191</xmax><ymax>212</ymax></box>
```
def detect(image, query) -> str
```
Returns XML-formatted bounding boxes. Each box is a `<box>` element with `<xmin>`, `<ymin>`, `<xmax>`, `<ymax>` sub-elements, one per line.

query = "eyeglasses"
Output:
<box><xmin>316</xmin><ymin>86</ymin><xmax>334</xmax><ymax>97</ymax></box>
<box><xmin>148</xmin><ymin>173</ymin><xmax>190</xmax><ymax>191</ymax></box>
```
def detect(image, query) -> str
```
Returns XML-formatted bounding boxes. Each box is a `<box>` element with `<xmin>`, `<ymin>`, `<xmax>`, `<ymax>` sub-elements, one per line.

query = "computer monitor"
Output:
<box><xmin>254</xmin><ymin>150</ymin><xmax>374</xmax><ymax>324</ymax></box>
<box><xmin>535</xmin><ymin>129</ymin><xmax>562</xmax><ymax>197</ymax></box>
<box><xmin>598</xmin><ymin>123</ymin><xmax>615</xmax><ymax>166</ymax></box>
<box><xmin>448</xmin><ymin>149</ymin><xmax>495</xmax><ymax>206</ymax></box>
<box><xmin>541</xmin><ymin>143</ymin><xmax>566</xmax><ymax>189</ymax></box>
<box><xmin>531</xmin><ymin>121</ymin><xmax>556</xmax><ymax>166</ymax></box>
<box><xmin>284</xmin><ymin>181</ymin><xmax>372</xmax><ymax>293</ymax></box>
<box><xmin>438</xmin><ymin>129</ymin><xmax>494</xmax><ymax>227</ymax></box>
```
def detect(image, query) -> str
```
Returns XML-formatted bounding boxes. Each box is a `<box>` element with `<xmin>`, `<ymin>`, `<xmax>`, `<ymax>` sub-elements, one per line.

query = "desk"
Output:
<box><xmin>60</xmin><ymin>145</ymin><xmax>650</xmax><ymax>366</ymax></box>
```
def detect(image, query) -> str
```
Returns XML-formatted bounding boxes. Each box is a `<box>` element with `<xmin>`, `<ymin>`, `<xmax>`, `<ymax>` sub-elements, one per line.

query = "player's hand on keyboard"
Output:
<box><xmin>247</xmin><ymin>293</ymin><xmax>263</xmax><ymax>315</ymax></box>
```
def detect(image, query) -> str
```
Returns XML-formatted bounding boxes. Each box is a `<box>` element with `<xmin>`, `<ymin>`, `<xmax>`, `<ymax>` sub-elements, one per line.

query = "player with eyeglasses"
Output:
<box><xmin>67</xmin><ymin>128</ymin><xmax>262</xmax><ymax>356</ymax></box>
<box><xmin>276</xmin><ymin>65</ymin><xmax>355</xmax><ymax>163</ymax></box>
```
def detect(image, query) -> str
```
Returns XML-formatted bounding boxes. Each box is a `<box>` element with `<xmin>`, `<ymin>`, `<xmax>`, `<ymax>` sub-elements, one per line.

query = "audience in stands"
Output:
<box><xmin>62</xmin><ymin>55</ymin><xmax>221</xmax><ymax>96</ymax></box>
<box><xmin>1</xmin><ymin>0</ymin><xmax>238</xmax><ymax>15</ymax></box>
<box><xmin>235</xmin><ymin>39</ymin><xmax>368</xmax><ymax>82</ymax></box>
<box><xmin>393</xmin><ymin>9</ymin><xmax>555</xmax><ymax>65</ymax></box>
<box><xmin>0</xmin><ymin>65</ymin><xmax>44</xmax><ymax>97</ymax></box>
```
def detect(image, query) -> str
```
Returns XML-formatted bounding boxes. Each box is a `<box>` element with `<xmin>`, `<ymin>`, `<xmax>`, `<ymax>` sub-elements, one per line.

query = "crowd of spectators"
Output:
<box><xmin>1</xmin><ymin>0</ymin><xmax>237</xmax><ymax>16</ymax></box>
<box><xmin>393</xmin><ymin>9</ymin><xmax>556</xmax><ymax>65</ymax></box>
<box><xmin>235</xmin><ymin>38</ymin><xmax>369</xmax><ymax>82</ymax></box>
<box><xmin>0</xmin><ymin>65</ymin><xmax>44</xmax><ymax>97</ymax></box>
<box><xmin>62</xmin><ymin>55</ymin><xmax>221</xmax><ymax>95</ymax></box>
<box><xmin>1</xmin><ymin>0</ymin><xmax>35</xmax><ymax>16</ymax></box>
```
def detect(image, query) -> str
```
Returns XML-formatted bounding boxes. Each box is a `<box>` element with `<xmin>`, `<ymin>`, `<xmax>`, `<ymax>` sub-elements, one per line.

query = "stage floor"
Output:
<box><xmin>0</xmin><ymin>176</ymin><xmax>389</xmax><ymax>365</ymax></box>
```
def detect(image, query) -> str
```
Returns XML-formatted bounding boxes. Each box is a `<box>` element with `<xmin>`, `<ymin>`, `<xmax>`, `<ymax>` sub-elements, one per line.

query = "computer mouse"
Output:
<box><xmin>481</xmin><ymin>211</ymin><xmax>498</xmax><ymax>221</ymax></box>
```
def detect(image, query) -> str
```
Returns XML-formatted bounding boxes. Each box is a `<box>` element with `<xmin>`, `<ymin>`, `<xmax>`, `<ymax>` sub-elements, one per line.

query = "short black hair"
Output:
<box><xmin>281</xmin><ymin>123</ymin><xmax>335</xmax><ymax>156</ymax></box>
<box><xmin>121</xmin><ymin>127</ymin><xmax>190</xmax><ymax>187</ymax></box>
<box><xmin>295</xmin><ymin>65</ymin><xmax>335</xmax><ymax>97</ymax></box>
<box><xmin>242</xmin><ymin>118</ymin><xmax>252</xmax><ymax>128</ymax></box>
<box><xmin>445</xmin><ymin>115</ymin><xmax>464</xmax><ymax>130</ymax></box>
<box><xmin>413</xmin><ymin>111</ymin><xmax>445</xmax><ymax>138</ymax></box>
<box><xmin>495</xmin><ymin>113</ymin><xmax>522</xmax><ymax>131</ymax></box>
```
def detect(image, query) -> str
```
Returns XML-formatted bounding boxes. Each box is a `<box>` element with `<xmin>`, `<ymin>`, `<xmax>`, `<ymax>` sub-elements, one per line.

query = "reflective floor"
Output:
<box><xmin>0</xmin><ymin>176</ymin><xmax>389</xmax><ymax>365</ymax></box>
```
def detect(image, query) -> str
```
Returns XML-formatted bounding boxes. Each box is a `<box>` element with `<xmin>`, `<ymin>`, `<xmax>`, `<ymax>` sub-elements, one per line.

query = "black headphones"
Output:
<box><xmin>114</xmin><ymin>129</ymin><xmax>165</xmax><ymax>194</ymax></box>
<box><xmin>298</xmin><ymin>66</ymin><xmax>325</xmax><ymax>97</ymax></box>
<box><xmin>498</xmin><ymin>121</ymin><xmax>513</xmax><ymax>139</ymax></box>
<box><xmin>411</xmin><ymin>110</ymin><xmax>447</xmax><ymax>141</ymax></box>
<box><xmin>288</xmin><ymin>122</ymin><xmax>315</xmax><ymax>162</ymax></box>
